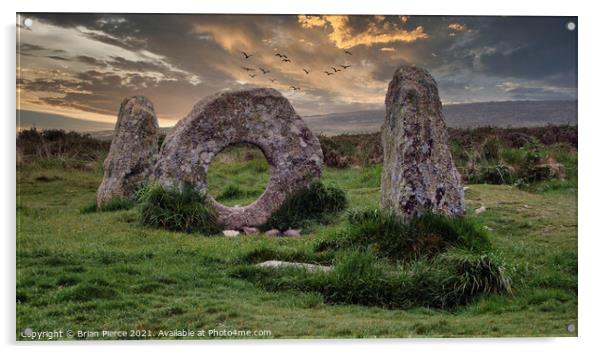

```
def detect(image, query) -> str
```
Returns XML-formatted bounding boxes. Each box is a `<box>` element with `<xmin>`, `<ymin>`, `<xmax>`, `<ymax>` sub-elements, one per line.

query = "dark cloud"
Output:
<box><xmin>75</xmin><ymin>55</ymin><xmax>107</xmax><ymax>66</ymax></box>
<box><xmin>46</xmin><ymin>55</ymin><xmax>70</xmax><ymax>61</ymax></box>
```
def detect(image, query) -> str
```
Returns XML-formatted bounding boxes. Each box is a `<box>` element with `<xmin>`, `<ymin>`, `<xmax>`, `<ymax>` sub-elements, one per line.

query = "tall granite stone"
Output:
<box><xmin>380</xmin><ymin>65</ymin><xmax>464</xmax><ymax>218</ymax></box>
<box><xmin>153</xmin><ymin>88</ymin><xmax>323</xmax><ymax>229</ymax></box>
<box><xmin>96</xmin><ymin>96</ymin><xmax>159</xmax><ymax>206</ymax></box>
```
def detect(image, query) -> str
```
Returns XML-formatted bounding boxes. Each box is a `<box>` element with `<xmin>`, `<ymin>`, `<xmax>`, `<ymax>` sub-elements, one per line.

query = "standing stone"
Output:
<box><xmin>380</xmin><ymin>65</ymin><xmax>464</xmax><ymax>218</ymax></box>
<box><xmin>153</xmin><ymin>88</ymin><xmax>323</xmax><ymax>229</ymax></box>
<box><xmin>96</xmin><ymin>96</ymin><xmax>159</xmax><ymax>207</ymax></box>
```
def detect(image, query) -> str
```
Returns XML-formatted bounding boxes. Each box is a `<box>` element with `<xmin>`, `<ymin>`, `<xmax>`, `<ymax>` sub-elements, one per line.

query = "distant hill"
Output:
<box><xmin>304</xmin><ymin>100</ymin><xmax>577</xmax><ymax>135</ymax></box>
<box><xmin>20</xmin><ymin>100</ymin><xmax>577</xmax><ymax>139</ymax></box>
<box><xmin>17</xmin><ymin>110</ymin><xmax>115</xmax><ymax>132</ymax></box>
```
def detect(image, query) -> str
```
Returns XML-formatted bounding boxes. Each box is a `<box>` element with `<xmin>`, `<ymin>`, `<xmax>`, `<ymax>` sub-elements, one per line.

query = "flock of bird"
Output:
<box><xmin>239</xmin><ymin>49</ymin><xmax>354</xmax><ymax>92</ymax></box>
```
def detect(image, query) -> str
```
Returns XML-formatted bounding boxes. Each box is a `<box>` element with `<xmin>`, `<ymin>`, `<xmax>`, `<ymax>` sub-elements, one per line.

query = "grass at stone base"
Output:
<box><xmin>16</xmin><ymin>153</ymin><xmax>577</xmax><ymax>339</ymax></box>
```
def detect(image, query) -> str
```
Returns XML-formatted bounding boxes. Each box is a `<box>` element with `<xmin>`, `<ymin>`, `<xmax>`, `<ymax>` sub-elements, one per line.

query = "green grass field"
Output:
<box><xmin>16</xmin><ymin>145</ymin><xmax>577</xmax><ymax>339</ymax></box>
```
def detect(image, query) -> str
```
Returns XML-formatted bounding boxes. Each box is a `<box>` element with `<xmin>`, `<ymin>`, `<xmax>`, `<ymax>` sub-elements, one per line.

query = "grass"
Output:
<box><xmin>316</xmin><ymin>210</ymin><xmax>491</xmax><ymax>260</ymax></box>
<box><xmin>80</xmin><ymin>197</ymin><xmax>135</xmax><ymax>214</ymax></box>
<box><xmin>16</xmin><ymin>144</ymin><xmax>577</xmax><ymax>339</ymax></box>
<box><xmin>234</xmin><ymin>211</ymin><xmax>509</xmax><ymax>310</ymax></box>
<box><xmin>207</xmin><ymin>144</ymin><xmax>269</xmax><ymax>206</ymax></box>
<box><xmin>138</xmin><ymin>183</ymin><xmax>221</xmax><ymax>235</ymax></box>
<box><xmin>261</xmin><ymin>181</ymin><xmax>347</xmax><ymax>231</ymax></box>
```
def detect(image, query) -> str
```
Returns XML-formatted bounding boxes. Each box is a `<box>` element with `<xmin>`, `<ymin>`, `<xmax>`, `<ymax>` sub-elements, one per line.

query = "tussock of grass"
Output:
<box><xmin>138</xmin><ymin>183</ymin><xmax>221</xmax><ymax>234</ymax></box>
<box><xmin>57</xmin><ymin>279</ymin><xmax>119</xmax><ymax>302</ymax></box>
<box><xmin>261</xmin><ymin>181</ymin><xmax>347</xmax><ymax>231</ymax></box>
<box><xmin>233</xmin><ymin>211</ymin><xmax>510</xmax><ymax>310</ymax></box>
<box><xmin>315</xmin><ymin>209</ymin><xmax>491</xmax><ymax>260</ymax></box>
<box><xmin>232</xmin><ymin>248</ymin><xmax>513</xmax><ymax>310</ymax></box>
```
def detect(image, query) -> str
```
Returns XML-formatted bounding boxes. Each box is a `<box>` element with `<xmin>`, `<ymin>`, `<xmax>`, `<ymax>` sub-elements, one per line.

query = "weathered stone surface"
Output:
<box><xmin>154</xmin><ymin>88</ymin><xmax>323</xmax><ymax>229</ymax></box>
<box><xmin>264</xmin><ymin>229</ymin><xmax>281</xmax><ymax>237</ymax></box>
<box><xmin>381</xmin><ymin>65</ymin><xmax>464</xmax><ymax>218</ymax></box>
<box><xmin>256</xmin><ymin>260</ymin><xmax>331</xmax><ymax>272</ymax></box>
<box><xmin>283</xmin><ymin>229</ymin><xmax>301</xmax><ymax>237</ymax></box>
<box><xmin>242</xmin><ymin>226</ymin><xmax>260</xmax><ymax>235</ymax></box>
<box><xmin>223</xmin><ymin>230</ymin><xmax>240</xmax><ymax>237</ymax></box>
<box><xmin>97</xmin><ymin>96</ymin><xmax>158</xmax><ymax>206</ymax></box>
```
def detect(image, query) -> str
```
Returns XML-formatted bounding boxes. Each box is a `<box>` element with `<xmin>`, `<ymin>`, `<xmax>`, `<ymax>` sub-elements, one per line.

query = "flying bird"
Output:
<box><xmin>275</xmin><ymin>53</ymin><xmax>288</xmax><ymax>58</ymax></box>
<box><xmin>241</xmin><ymin>66</ymin><xmax>255</xmax><ymax>72</ymax></box>
<box><xmin>249</xmin><ymin>74</ymin><xmax>257</xmax><ymax>78</ymax></box>
<box><xmin>344</xmin><ymin>50</ymin><xmax>353</xmax><ymax>55</ymax></box>
<box><xmin>242</xmin><ymin>51</ymin><xmax>253</xmax><ymax>59</ymax></box>
<box><xmin>340</xmin><ymin>64</ymin><xmax>351</xmax><ymax>69</ymax></box>
<box><xmin>282</xmin><ymin>58</ymin><xmax>292</xmax><ymax>63</ymax></box>
<box><xmin>259</xmin><ymin>67</ymin><xmax>271</xmax><ymax>74</ymax></box>
<box><xmin>302</xmin><ymin>68</ymin><xmax>310</xmax><ymax>74</ymax></box>
<box><xmin>324</xmin><ymin>71</ymin><xmax>333</xmax><ymax>76</ymax></box>
<box><xmin>331</xmin><ymin>67</ymin><xmax>341</xmax><ymax>73</ymax></box>
<box><xmin>290</xmin><ymin>86</ymin><xmax>300</xmax><ymax>91</ymax></box>
<box><xmin>269</xmin><ymin>78</ymin><xmax>277</xmax><ymax>83</ymax></box>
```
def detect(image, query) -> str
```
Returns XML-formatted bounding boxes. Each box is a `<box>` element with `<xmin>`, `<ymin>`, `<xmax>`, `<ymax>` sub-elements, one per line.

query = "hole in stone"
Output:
<box><xmin>207</xmin><ymin>143</ymin><xmax>270</xmax><ymax>207</ymax></box>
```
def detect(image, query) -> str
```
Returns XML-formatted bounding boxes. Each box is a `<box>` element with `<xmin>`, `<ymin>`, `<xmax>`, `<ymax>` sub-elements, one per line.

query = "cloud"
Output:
<box><xmin>448</xmin><ymin>23</ymin><xmax>468</xmax><ymax>31</ymax></box>
<box><xmin>298</xmin><ymin>15</ymin><xmax>328</xmax><ymax>28</ymax></box>
<box><xmin>297</xmin><ymin>15</ymin><xmax>429</xmax><ymax>49</ymax></box>
<box><xmin>17</xmin><ymin>14</ymin><xmax>577</xmax><ymax>125</ymax></box>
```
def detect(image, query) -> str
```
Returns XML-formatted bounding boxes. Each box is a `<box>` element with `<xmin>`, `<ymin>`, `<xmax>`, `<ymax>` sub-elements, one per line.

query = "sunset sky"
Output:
<box><xmin>16</xmin><ymin>14</ymin><xmax>577</xmax><ymax>127</ymax></box>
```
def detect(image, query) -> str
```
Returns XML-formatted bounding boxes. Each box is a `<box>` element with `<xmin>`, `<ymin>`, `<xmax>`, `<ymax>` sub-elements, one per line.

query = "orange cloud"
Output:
<box><xmin>193</xmin><ymin>23</ymin><xmax>254</xmax><ymax>51</ymax></box>
<box><xmin>297</xmin><ymin>15</ymin><xmax>428</xmax><ymax>49</ymax></box>
<box><xmin>448</xmin><ymin>23</ymin><xmax>468</xmax><ymax>31</ymax></box>
<box><xmin>380</xmin><ymin>47</ymin><xmax>396</xmax><ymax>52</ymax></box>
<box><xmin>298</xmin><ymin>15</ymin><xmax>327</xmax><ymax>28</ymax></box>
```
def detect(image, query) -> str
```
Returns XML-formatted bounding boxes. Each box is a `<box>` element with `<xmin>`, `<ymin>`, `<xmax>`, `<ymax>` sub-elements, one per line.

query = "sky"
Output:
<box><xmin>16</xmin><ymin>14</ymin><xmax>577</xmax><ymax>127</ymax></box>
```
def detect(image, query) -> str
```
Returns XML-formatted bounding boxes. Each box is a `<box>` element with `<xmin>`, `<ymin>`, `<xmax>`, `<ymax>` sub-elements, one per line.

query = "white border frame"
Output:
<box><xmin>3</xmin><ymin>1</ymin><xmax>598</xmax><ymax>353</ymax></box>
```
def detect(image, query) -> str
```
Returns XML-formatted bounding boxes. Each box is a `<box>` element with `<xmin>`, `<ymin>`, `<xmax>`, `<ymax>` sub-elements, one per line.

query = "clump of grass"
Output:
<box><xmin>315</xmin><ymin>209</ymin><xmax>490</xmax><ymax>260</ymax></box>
<box><xmin>434</xmin><ymin>249</ymin><xmax>514</xmax><ymax>307</ymax></box>
<box><xmin>80</xmin><ymin>201</ymin><xmax>98</xmax><ymax>214</ymax></box>
<box><xmin>467</xmin><ymin>163</ymin><xmax>517</xmax><ymax>185</ymax></box>
<box><xmin>100</xmin><ymin>197</ymin><xmax>135</xmax><ymax>212</ymax></box>
<box><xmin>138</xmin><ymin>183</ymin><xmax>221</xmax><ymax>234</ymax></box>
<box><xmin>217</xmin><ymin>185</ymin><xmax>245</xmax><ymax>200</ymax></box>
<box><xmin>57</xmin><ymin>279</ymin><xmax>119</xmax><ymax>302</ymax></box>
<box><xmin>80</xmin><ymin>197</ymin><xmax>135</xmax><ymax>214</ymax></box>
<box><xmin>261</xmin><ymin>181</ymin><xmax>347</xmax><ymax>231</ymax></box>
<box><xmin>232</xmin><ymin>248</ymin><xmax>513</xmax><ymax>310</ymax></box>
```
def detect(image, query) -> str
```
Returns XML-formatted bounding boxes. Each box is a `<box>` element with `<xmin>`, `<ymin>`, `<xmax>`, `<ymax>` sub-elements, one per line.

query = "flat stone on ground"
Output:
<box><xmin>256</xmin><ymin>260</ymin><xmax>331</xmax><ymax>272</ymax></box>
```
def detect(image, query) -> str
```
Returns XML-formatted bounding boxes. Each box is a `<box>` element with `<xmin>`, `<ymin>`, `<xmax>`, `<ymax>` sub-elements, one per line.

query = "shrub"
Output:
<box><xmin>315</xmin><ymin>209</ymin><xmax>490</xmax><ymax>260</ymax></box>
<box><xmin>138</xmin><ymin>183</ymin><xmax>221</xmax><ymax>234</ymax></box>
<box><xmin>261</xmin><ymin>181</ymin><xmax>347</xmax><ymax>231</ymax></box>
<box><xmin>467</xmin><ymin>163</ymin><xmax>516</xmax><ymax>185</ymax></box>
<box><xmin>481</xmin><ymin>137</ymin><xmax>502</xmax><ymax>162</ymax></box>
<box><xmin>17</xmin><ymin>128</ymin><xmax>110</xmax><ymax>161</ymax></box>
